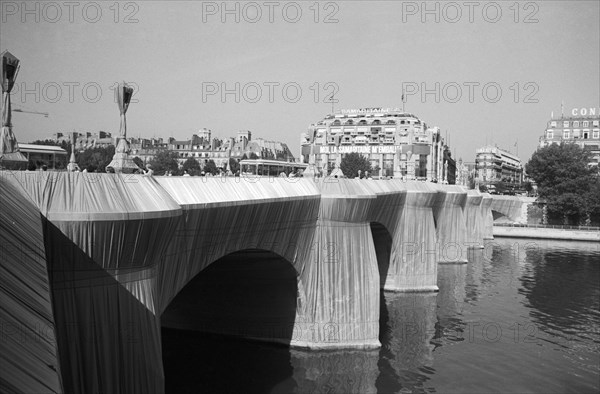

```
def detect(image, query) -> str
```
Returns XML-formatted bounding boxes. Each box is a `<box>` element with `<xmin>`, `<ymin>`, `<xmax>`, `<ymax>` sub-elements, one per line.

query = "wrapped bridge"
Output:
<box><xmin>0</xmin><ymin>171</ymin><xmax>526</xmax><ymax>394</ymax></box>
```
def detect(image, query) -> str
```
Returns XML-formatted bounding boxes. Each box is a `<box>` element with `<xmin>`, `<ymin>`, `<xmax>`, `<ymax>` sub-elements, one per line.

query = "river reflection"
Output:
<box><xmin>162</xmin><ymin>238</ymin><xmax>600</xmax><ymax>393</ymax></box>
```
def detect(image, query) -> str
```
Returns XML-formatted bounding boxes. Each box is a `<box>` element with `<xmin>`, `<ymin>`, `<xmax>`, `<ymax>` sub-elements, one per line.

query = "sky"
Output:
<box><xmin>1</xmin><ymin>0</ymin><xmax>599</xmax><ymax>163</ymax></box>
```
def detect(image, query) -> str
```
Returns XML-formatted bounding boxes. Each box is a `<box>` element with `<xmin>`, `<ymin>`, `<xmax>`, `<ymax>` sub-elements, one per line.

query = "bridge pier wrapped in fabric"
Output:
<box><xmin>480</xmin><ymin>193</ymin><xmax>494</xmax><ymax>239</ymax></box>
<box><xmin>433</xmin><ymin>185</ymin><xmax>469</xmax><ymax>263</ymax></box>
<box><xmin>359</xmin><ymin>180</ymin><xmax>406</xmax><ymax>291</ymax></box>
<box><xmin>4</xmin><ymin>171</ymin><xmax>182</xmax><ymax>394</ymax></box>
<box><xmin>464</xmin><ymin>189</ymin><xmax>485</xmax><ymax>248</ymax></box>
<box><xmin>295</xmin><ymin>179</ymin><xmax>381</xmax><ymax>349</ymax></box>
<box><xmin>385</xmin><ymin>181</ymin><xmax>439</xmax><ymax>292</ymax></box>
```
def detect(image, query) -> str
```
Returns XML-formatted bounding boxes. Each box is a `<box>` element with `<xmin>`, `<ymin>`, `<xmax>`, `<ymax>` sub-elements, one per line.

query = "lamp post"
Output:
<box><xmin>106</xmin><ymin>82</ymin><xmax>141</xmax><ymax>173</ymax></box>
<box><xmin>0</xmin><ymin>50</ymin><xmax>28</xmax><ymax>168</ymax></box>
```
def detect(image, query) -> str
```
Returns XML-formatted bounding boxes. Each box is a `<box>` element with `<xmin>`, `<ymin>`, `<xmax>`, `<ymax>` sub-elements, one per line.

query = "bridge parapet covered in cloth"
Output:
<box><xmin>361</xmin><ymin>179</ymin><xmax>406</xmax><ymax>231</ymax></box>
<box><xmin>316</xmin><ymin>178</ymin><xmax>377</xmax><ymax>223</ymax></box>
<box><xmin>3</xmin><ymin>171</ymin><xmax>183</xmax><ymax>394</ymax></box>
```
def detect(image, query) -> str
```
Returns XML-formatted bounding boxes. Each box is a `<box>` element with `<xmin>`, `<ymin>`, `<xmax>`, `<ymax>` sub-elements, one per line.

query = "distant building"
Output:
<box><xmin>475</xmin><ymin>145</ymin><xmax>523</xmax><ymax>185</ymax></box>
<box><xmin>45</xmin><ymin>128</ymin><xmax>293</xmax><ymax>170</ymax></box>
<box><xmin>539</xmin><ymin>107</ymin><xmax>600</xmax><ymax>167</ymax></box>
<box><xmin>455</xmin><ymin>158</ymin><xmax>476</xmax><ymax>187</ymax></box>
<box><xmin>301</xmin><ymin>107</ymin><xmax>451</xmax><ymax>180</ymax></box>
<box><xmin>129</xmin><ymin>138</ymin><xmax>168</xmax><ymax>164</ymax></box>
<box><xmin>19</xmin><ymin>143</ymin><xmax>68</xmax><ymax>169</ymax></box>
<box><xmin>53</xmin><ymin>131</ymin><xmax>113</xmax><ymax>151</ymax></box>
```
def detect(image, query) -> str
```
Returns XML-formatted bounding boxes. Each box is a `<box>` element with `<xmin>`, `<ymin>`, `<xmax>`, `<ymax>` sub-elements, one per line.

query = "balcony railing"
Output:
<box><xmin>494</xmin><ymin>223</ymin><xmax>600</xmax><ymax>231</ymax></box>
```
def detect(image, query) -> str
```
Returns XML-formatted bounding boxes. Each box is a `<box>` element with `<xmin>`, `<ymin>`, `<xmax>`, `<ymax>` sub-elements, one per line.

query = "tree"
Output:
<box><xmin>526</xmin><ymin>143</ymin><xmax>598</xmax><ymax>225</ymax></box>
<box><xmin>132</xmin><ymin>156</ymin><xmax>144</xmax><ymax>169</ymax></box>
<box><xmin>249</xmin><ymin>152</ymin><xmax>259</xmax><ymax>160</ymax></box>
<box><xmin>77</xmin><ymin>146</ymin><xmax>115</xmax><ymax>173</ymax></box>
<box><xmin>149</xmin><ymin>150</ymin><xmax>179</xmax><ymax>175</ymax></box>
<box><xmin>182</xmin><ymin>157</ymin><xmax>201</xmax><ymax>176</ymax></box>
<box><xmin>340</xmin><ymin>152</ymin><xmax>372</xmax><ymax>179</ymax></box>
<box><xmin>494</xmin><ymin>181</ymin><xmax>507</xmax><ymax>195</ymax></box>
<box><xmin>241</xmin><ymin>153</ymin><xmax>248</xmax><ymax>161</ymax></box>
<box><xmin>229</xmin><ymin>157</ymin><xmax>240</xmax><ymax>174</ymax></box>
<box><xmin>203</xmin><ymin>159</ymin><xmax>219</xmax><ymax>175</ymax></box>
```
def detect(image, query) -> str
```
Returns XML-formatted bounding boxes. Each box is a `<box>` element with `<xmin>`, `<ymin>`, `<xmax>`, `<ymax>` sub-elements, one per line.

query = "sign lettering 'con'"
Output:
<box><xmin>571</xmin><ymin>108</ymin><xmax>599</xmax><ymax>116</ymax></box>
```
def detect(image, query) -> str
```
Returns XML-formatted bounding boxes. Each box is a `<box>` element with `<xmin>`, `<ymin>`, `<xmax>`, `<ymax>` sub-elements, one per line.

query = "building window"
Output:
<box><xmin>550</xmin><ymin>121</ymin><xmax>557</xmax><ymax>127</ymax></box>
<box><xmin>573</xmin><ymin>121</ymin><xmax>579</xmax><ymax>127</ymax></box>
<box><xmin>594</xmin><ymin>131</ymin><xmax>599</xmax><ymax>139</ymax></box>
<box><xmin>563</xmin><ymin>121</ymin><xmax>570</xmax><ymax>127</ymax></box>
<box><xmin>547</xmin><ymin>131</ymin><xmax>553</xmax><ymax>139</ymax></box>
<box><xmin>583</xmin><ymin>121</ymin><xmax>589</xmax><ymax>127</ymax></box>
<box><xmin>563</xmin><ymin>131</ymin><xmax>570</xmax><ymax>139</ymax></box>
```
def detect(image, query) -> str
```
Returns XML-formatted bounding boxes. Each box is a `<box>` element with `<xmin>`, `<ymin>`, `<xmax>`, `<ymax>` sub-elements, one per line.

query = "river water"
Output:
<box><xmin>162</xmin><ymin>238</ymin><xmax>600</xmax><ymax>393</ymax></box>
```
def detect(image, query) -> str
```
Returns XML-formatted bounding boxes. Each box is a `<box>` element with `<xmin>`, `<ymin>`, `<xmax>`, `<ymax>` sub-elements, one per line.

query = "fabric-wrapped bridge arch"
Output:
<box><xmin>0</xmin><ymin>171</ymin><xmax>525</xmax><ymax>394</ymax></box>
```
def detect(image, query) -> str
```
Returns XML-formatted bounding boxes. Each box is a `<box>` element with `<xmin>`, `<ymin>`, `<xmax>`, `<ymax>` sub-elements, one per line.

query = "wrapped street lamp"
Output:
<box><xmin>106</xmin><ymin>82</ymin><xmax>141</xmax><ymax>173</ymax></box>
<box><xmin>0</xmin><ymin>50</ymin><xmax>28</xmax><ymax>169</ymax></box>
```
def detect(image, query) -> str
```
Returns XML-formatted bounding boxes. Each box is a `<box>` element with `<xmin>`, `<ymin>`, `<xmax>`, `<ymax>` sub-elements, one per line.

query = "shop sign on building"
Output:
<box><xmin>318</xmin><ymin>145</ymin><xmax>398</xmax><ymax>154</ymax></box>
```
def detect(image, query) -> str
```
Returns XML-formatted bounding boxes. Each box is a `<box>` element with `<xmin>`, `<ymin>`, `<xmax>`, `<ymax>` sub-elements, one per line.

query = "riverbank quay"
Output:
<box><xmin>493</xmin><ymin>223</ymin><xmax>600</xmax><ymax>242</ymax></box>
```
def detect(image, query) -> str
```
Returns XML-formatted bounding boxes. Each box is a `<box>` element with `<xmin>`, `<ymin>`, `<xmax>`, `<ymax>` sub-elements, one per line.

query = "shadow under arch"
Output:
<box><xmin>161</xmin><ymin>249</ymin><xmax>299</xmax><ymax>393</ymax></box>
<box><xmin>492</xmin><ymin>210</ymin><xmax>508</xmax><ymax>221</ymax></box>
<box><xmin>370</xmin><ymin>222</ymin><xmax>393</xmax><ymax>289</ymax></box>
<box><xmin>161</xmin><ymin>248</ymin><xmax>298</xmax><ymax>344</ymax></box>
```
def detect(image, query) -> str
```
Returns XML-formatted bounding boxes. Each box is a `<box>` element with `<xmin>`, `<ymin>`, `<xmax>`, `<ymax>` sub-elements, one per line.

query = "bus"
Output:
<box><xmin>240</xmin><ymin>159</ymin><xmax>308</xmax><ymax>177</ymax></box>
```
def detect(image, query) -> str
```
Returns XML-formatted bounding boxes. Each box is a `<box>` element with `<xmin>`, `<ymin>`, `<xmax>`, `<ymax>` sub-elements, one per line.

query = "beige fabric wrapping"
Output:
<box><xmin>490</xmin><ymin>195</ymin><xmax>526</xmax><ymax>222</ymax></box>
<box><xmin>464</xmin><ymin>189</ymin><xmax>485</xmax><ymax>248</ymax></box>
<box><xmin>0</xmin><ymin>175</ymin><xmax>62</xmax><ymax>394</ymax></box>
<box><xmin>433</xmin><ymin>185</ymin><xmax>469</xmax><ymax>263</ymax></box>
<box><xmin>303</xmin><ymin>179</ymin><xmax>381</xmax><ymax>348</ymax></box>
<box><xmin>1</xmin><ymin>170</ymin><xmax>506</xmax><ymax>393</ymax></box>
<box><xmin>4</xmin><ymin>171</ymin><xmax>182</xmax><ymax>394</ymax></box>
<box><xmin>382</xmin><ymin>181</ymin><xmax>439</xmax><ymax>292</ymax></box>
<box><xmin>480</xmin><ymin>193</ymin><xmax>494</xmax><ymax>239</ymax></box>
